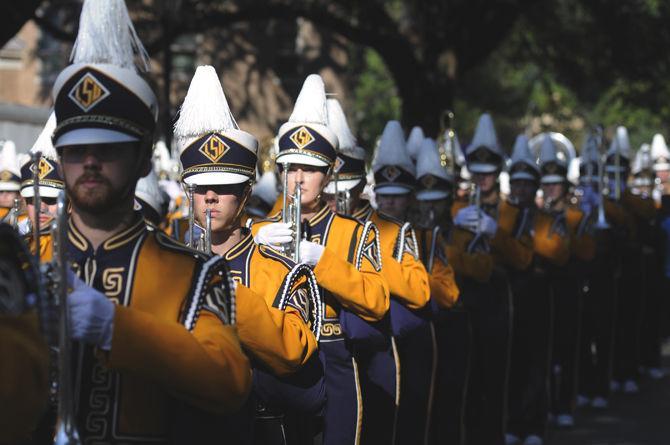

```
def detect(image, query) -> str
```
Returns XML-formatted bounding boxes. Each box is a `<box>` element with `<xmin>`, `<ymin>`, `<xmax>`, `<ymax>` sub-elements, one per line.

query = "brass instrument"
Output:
<box><xmin>46</xmin><ymin>190</ymin><xmax>81</xmax><ymax>444</ymax></box>
<box><xmin>614</xmin><ymin>135</ymin><xmax>622</xmax><ymax>202</ymax></box>
<box><xmin>186</xmin><ymin>183</ymin><xmax>196</xmax><ymax>248</ymax></box>
<box><xmin>31</xmin><ymin>152</ymin><xmax>42</xmax><ymax>265</ymax></box>
<box><xmin>333</xmin><ymin>170</ymin><xmax>352</xmax><ymax>215</ymax></box>
<box><xmin>466</xmin><ymin>183</ymin><xmax>489</xmax><ymax>253</ymax></box>
<box><xmin>7</xmin><ymin>197</ymin><xmax>21</xmax><ymax>229</ymax></box>
<box><xmin>426</xmin><ymin>226</ymin><xmax>440</xmax><ymax>273</ymax></box>
<box><xmin>281</xmin><ymin>163</ymin><xmax>302</xmax><ymax>262</ymax></box>
<box><xmin>438</xmin><ymin>110</ymin><xmax>457</xmax><ymax>197</ymax></box>
<box><xmin>594</xmin><ymin>127</ymin><xmax>610</xmax><ymax>230</ymax></box>
<box><xmin>204</xmin><ymin>208</ymin><xmax>212</xmax><ymax>255</ymax></box>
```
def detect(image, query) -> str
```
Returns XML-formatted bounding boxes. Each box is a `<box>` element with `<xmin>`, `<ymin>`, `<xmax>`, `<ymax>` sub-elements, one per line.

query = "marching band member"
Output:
<box><xmin>451</xmin><ymin>113</ymin><xmax>519</xmax><ymax>445</ymax></box>
<box><xmin>651</xmin><ymin>133</ymin><xmax>670</xmax><ymax>203</ymax></box>
<box><xmin>344</xmin><ymin>114</ymin><xmax>431</xmax><ymax>444</ymax></box>
<box><xmin>412</xmin><ymin>137</ymin><xmax>463</xmax><ymax>445</ymax></box>
<box><xmin>607</xmin><ymin>127</ymin><xmax>652</xmax><ymax>395</ymax></box>
<box><xmin>370</xmin><ymin>126</ymin><xmax>434</xmax><ymax>445</ymax></box>
<box><xmin>20</xmin><ymin>112</ymin><xmax>64</xmax><ymax>257</ymax></box>
<box><xmin>650</xmin><ymin>133</ymin><xmax>670</xmax><ymax>339</ymax></box>
<box><xmin>576</xmin><ymin>134</ymin><xmax>627</xmax><ymax>409</ymax></box>
<box><xmin>175</xmin><ymin>65</ymin><xmax>322</xmax><ymax>444</ymax></box>
<box><xmin>322</xmin><ymin>102</ymin><xmax>399</xmax><ymax>444</ymax></box>
<box><xmin>0</xmin><ymin>141</ymin><xmax>22</xmax><ymax>223</ymax></box>
<box><xmin>45</xmin><ymin>1</ymin><xmax>252</xmax><ymax>442</ymax></box>
<box><xmin>631</xmin><ymin>144</ymin><xmax>666</xmax><ymax>379</ymax></box>
<box><xmin>252</xmin><ymin>74</ymin><xmax>390</xmax><ymax>445</ymax></box>
<box><xmin>504</xmin><ymin>134</ymin><xmax>570</xmax><ymax>445</ymax></box>
<box><xmin>534</xmin><ymin>135</ymin><xmax>582</xmax><ymax>435</ymax></box>
<box><xmin>0</xmin><ymin>225</ymin><xmax>49</xmax><ymax>443</ymax></box>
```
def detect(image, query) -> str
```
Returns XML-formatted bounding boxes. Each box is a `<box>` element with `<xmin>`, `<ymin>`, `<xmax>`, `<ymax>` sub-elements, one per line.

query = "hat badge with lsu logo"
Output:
<box><xmin>68</xmin><ymin>73</ymin><xmax>111</xmax><ymax>112</ymax></box>
<box><xmin>198</xmin><ymin>134</ymin><xmax>230</xmax><ymax>163</ymax></box>
<box><xmin>382</xmin><ymin>165</ymin><xmax>401</xmax><ymax>182</ymax></box>
<box><xmin>421</xmin><ymin>174</ymin><xmax>437</xmax><ymax>189</ymax></box>
<box><xmin>289</xmin><ymin>126</ymin><xmax>315</xmax><ymax>149</ymax></box>
<box><xmin>30</xmin><ymin>158</ymin><xmax>54</xmax><ymax>180</ymax></box>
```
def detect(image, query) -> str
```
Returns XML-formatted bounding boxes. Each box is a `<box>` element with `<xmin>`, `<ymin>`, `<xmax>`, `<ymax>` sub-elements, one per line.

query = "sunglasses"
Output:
<box><xmin>26</xmin><ymin>197</ymin><xmax>58</xmax><ymax>206</ymax></box>
<box><xmin>59</xmin><ymin>143</ymin><xmax>136</xmax><ymax>163</ymax></box>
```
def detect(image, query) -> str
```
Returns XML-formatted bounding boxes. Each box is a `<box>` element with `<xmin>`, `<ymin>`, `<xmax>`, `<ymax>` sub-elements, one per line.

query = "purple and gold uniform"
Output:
<box><xmin>253</xmin><ymin>205</ymin><xmax>389</xmax><ymax>444</ymax></box>
<box><xmin>63</xmin><ymin>217</ymin><xmax>251</xmax><ymax>443</ymax></box>
<box><xmin>354</xmin><ymin>203</ymin><xmax>432</xmax><ymax>444</ymax></box>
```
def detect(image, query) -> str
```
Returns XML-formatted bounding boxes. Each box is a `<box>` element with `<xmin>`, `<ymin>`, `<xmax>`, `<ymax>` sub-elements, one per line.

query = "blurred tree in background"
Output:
<box><xmin>4</xmin><ymin>0</ymin><xmax>670</xmax><ymax>153</ymax></box>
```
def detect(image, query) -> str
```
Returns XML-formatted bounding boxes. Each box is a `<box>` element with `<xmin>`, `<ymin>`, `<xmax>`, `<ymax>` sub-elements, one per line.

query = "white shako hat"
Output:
<box><xmin>175</xmin><ymin>65</ymin><xmax>258</xmax><ymax>186</ymax></box>
<box><xmin>567</xmin><ymin>157</ymin><xmax>581</xmax><ymax>185</ymax></box>
<box><xmin>632</xmin><ymin>143</ymin><xmax>655</xmax><ymax>187</ymax></box>
<box><xmin>605</xmin><ymin>126</ymin><xmax>632</xmax><ymax>173</ymax></box>
<box><xmin>406</xmin><ymin>126</ymin><xmax>425</xmax><ymax>161</ymax></box>
<box><xmin>152</xmin><ymin>139</ymin><xmax>174</xmax><ymax>178</ymax></box>
<box><xmin>631</xmin><ymin>143</ymin><xmax>653</xmax><ymax>176</ymax></box>
<box><xmin>20</xmin><ymin>112</ymin><xmax>65</xmax><ymax>199</ymax></box>
<box><xmin>651</xmin><ymin>133</ymin><xmax>670</xmax><ymax>172</ymax></box>
<box><xmin>52</xmin><ymin>0</ymin><xmax>158</xmax><ymax>149</ymax></box>
<box><xmin>416</xmin><ymin>137</ymin><xmax>452</xmax><ymax>201</ymax></box>
<box><xmin>252</xmin><ymin>171</ymin><xmax>279</xmax><ymax>206</ymax></box>
<box><xmin>373</xmin><ymin>120</ymin><xmax>415</xmax><ymax>195</ymax></box>
<box><xmin>0</xmin><ymin>141</ymin><xmax>21</xmax><ymax>192</ymax></box>
<box><xmin>276</xmin><ymin>74</ymin><xmax>339</xmax><ymax>168</ymax></box>
<box><xmin>465</xmin><ymin>113</ymin><xmax>505</xmax><ymax>174</ymax></box>
<box><xmin>579</xmin><ymin>132</ymin><xmax>600</xmax><ymax>183</ymax></box>
<box><xmin>538</xmin><ymin>134</ymin><xmax>569</xmax><ymax>184</ymax></box>
<box><xmin>135</xmin><ymin>169</ymin><xmax>164</xmax><ymax>219</ymax></box>
<box><xmin>324</xmin><ymin>98</ymin><xmax>367</xmax><ymax>194</ymax></box>
<box><xmin>509</xmin><ymin>134</ymin><xmax>540</xmax><ymax>182</ymax></box>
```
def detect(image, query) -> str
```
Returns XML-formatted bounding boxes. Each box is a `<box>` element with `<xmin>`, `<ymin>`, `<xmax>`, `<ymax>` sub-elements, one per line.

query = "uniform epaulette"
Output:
<box><xmin>153</xmin><ymin>230</ymin><xmax>209</xmax><ymax>261</ymax></box>
<box><xmin>354</xmin><ymin>221</ymin><xmax>382</xmax><ymax>272</ymax></box>
<box><xmin>257</xmin><ymin>244</ymin><xmax>295</xmax><ymax>271</ymax></box>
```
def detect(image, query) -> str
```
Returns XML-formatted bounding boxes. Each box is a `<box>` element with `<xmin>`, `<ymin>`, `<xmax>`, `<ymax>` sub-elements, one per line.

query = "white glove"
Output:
<box><xmin>254</xmin><ymin>223</ymin><xmax>293</xmax><ymax>248</ymax></box>
<box><xmin>68</xmin><ymin>271</ymin><xmax>115</xmax><ymax>351</ymax></box>
<box><xmin>479</xmin><ymin>212</ymin><xmax>498</xmax><ymax>237</ymax></box>
<box><xmin>454</xmin><ymin>205</ymin><xmax>480</xmax><ymax>233</ymax></box>
<box><xmin>299</xmin><ymin>241</ymin><xmax>325</xmax><ymax>266</ymax></box>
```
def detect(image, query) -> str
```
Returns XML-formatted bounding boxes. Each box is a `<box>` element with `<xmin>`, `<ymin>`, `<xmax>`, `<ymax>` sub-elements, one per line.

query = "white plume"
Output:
<box><xmin>406</xmin><ymin>126</ymin><xmax>425</xmax><ymax>160</ymax></box>
<box><xmin>174</xmin><ymin>65</ymin><xmax>238</xmax><ymax>142</ymax></box>
<box><xmin>30</xmin><ymin>112</ymin><xmax>58</xmax><ymax>160</ymax></box>
<box><xmin>326</xmin><ymin>98</ymin><xmax>356</xmax><ymax>151</ymax></box>
<box><xmin>373</xmin><ymin>120</ymin><xmax>415</xmax><ymax>175</ymax></box>
<box><xmin>71</xmin><ymin>0</ymin><xmax>150</xmax><ymax>72</ymax></box>
<box><xmin>288</xmin><ymin>74</ymin><xmax>328</xmax><ymax>125</ymax></box>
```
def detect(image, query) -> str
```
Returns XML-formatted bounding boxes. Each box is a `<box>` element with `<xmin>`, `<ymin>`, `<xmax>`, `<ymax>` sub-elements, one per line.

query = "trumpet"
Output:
<box><xmin>438</xmin><ymin>110</ymin><xmax>457</xmax><ymax>197</ymax></box>
<box><xmin>7</xmin><ymin>197</ymin><xmax>21</xmax><ymax>229</ymax></box>
<box><xmin>466</xmin><ymin>183</ymin><xmax>489</xmax><ymax>253</ymax></box>
<box><xmin>186</xmin><ymin>183</ymin><xmax>196</xmax><ymax>249</ymax></box>
<box><xmin>31</xmin><ymin>152</ymin><xmax>42</xmax><ymax>264</ymax></box>
<box><xmin>42</xmin><ymin>190</ymin><xmax>81</xmax><ymax>444</ymax></box>
<box><xmin>594</xmin><ymin>128</ymin><xmax>610</xmax><ymax>230</ymax></box>
<box><xmin>333</xmin><ymin>171</ymin><xmax>352</xmax><ymax>215</ymax></box>
<box><xmin>281</xmin><ymin>163</ymin><xmax>302</xmax><ymax>262</ymax></box>
<box><xmin>203</xmin><ymin>208</ymin><xmax>212</xmax><ymax>255</ymax></box>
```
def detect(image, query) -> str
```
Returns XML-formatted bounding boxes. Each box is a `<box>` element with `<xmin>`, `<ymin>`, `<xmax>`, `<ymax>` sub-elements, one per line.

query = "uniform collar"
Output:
<box><xmin>306</xmin><ymin>204</ymin><xmax>331</xmax><ymax>226</ymax></box>
<box><xmin>224</xmin><ymin>228</ymin><xmax>254</xmax><ymax>261</ymax></box>
<box><xmin>68</xmin><ymin>212</ymin><xmax>146</xmax><ymax>253</ymax></box>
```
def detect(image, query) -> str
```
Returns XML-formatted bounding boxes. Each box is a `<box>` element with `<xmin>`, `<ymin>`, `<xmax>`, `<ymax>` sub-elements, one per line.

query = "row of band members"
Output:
<box><xmin>1</xmin><ymin>2</ymin><xmax>668</xmax><ymax>444</ymax></box>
